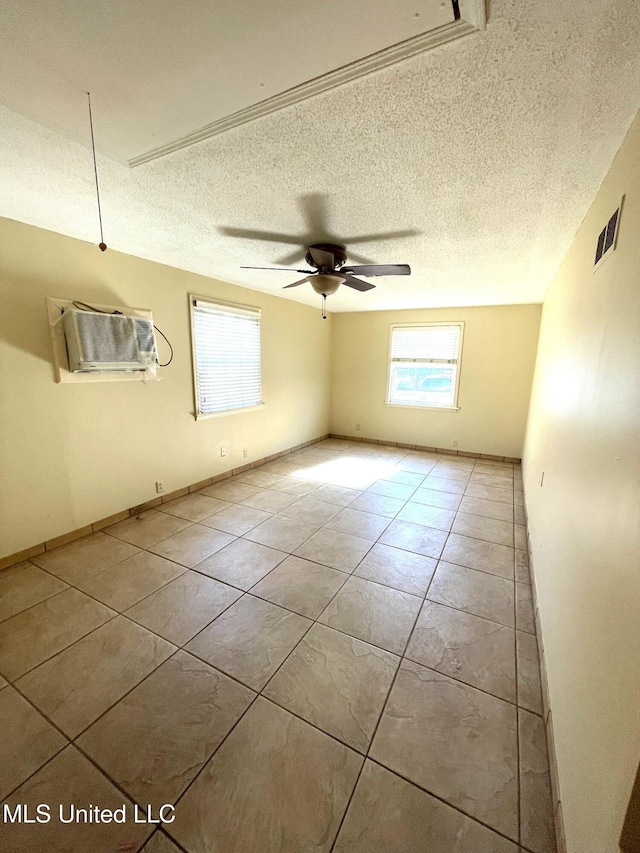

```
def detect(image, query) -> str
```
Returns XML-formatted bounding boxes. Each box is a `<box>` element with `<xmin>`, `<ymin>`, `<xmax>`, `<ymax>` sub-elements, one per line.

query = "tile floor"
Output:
<box><xmin>0</xmin><ymin>440</ymin><xmax>555</xmax><ymax>853</ymax></box>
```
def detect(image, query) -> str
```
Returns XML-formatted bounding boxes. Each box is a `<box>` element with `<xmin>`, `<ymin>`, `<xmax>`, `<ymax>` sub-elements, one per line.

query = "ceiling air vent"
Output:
<box><xmin>594</xmin><ymin>197</ymin><xmax>623</xmax><ymax>269</ymax></box>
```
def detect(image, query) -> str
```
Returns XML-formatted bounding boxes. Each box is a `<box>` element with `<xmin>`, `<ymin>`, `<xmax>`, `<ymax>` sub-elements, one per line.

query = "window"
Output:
<box><xmin>387</xmin><ymin>323</ymin><xmax>463</xmax><ymax>409</ymax></box>
<box><xmin>190</xmin><ymin>296</ymin><xmax>263</xmax><ymax>417</ymax></box>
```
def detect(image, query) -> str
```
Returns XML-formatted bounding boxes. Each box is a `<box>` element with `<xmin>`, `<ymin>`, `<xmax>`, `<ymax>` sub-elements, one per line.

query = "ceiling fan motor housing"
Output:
<box><xmin>306</xmin><ymin>243</ymin><xmax>347</xmax><ymax>270</ymax></box>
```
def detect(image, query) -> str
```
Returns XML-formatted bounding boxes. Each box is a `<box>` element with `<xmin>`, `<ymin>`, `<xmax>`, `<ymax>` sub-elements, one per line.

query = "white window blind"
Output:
<box><xmin>388</xmin><ymin>323</ymin><xmax>463</xmax><ymax>409</ymax></box>
<box><xmin>192</xmin><ymin>298</ymin><xmax>262</xmax><ymax>415</ymax></box>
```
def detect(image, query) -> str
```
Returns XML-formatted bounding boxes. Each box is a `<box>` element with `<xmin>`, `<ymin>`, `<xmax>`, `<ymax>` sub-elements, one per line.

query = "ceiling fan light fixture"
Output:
<box><xmin>311</xmin><ymin>273</ymin><xmax>344</xmax><ymax>295</ymax></box>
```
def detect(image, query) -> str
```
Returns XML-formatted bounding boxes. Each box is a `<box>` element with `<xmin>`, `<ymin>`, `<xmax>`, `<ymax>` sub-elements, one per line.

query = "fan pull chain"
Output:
<box><xmin>322</xmin><ymin>294</ymin><xmax>327</xmax><ymax>319</ymax></box>
<box><xmin>87</xmin><ymin>92</ymin><xmax>107</xmax><ymax>252</ymax></box>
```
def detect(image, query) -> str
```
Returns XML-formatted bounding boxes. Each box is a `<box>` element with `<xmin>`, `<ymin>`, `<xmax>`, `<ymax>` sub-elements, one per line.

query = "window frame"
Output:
<box><xmin>189</xmin><ymin>293</ymin><xmax>265</xmax><ymax>421</ymax></box>
<box><xmin>385</xmin><ymin>321</ymin><xmax>464</xmax><ymax>412</ymax></box>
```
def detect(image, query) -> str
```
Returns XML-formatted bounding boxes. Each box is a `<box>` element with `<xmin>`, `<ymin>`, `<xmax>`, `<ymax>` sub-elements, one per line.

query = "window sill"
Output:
<box><xmin>384</xmin><ymin>402</ymin><xmax>460</xmax><ymax>412</ymax></box>
<box><xmin>195</xmin><ymin>403</ymin><xmax>265</xmax><ymax>421</ymax></box>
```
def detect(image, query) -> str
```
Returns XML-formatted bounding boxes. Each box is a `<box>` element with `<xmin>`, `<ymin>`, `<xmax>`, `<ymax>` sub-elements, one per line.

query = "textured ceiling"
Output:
<box><xmin>0</xmin><ymin>0</ymin><xmax>639</xmax><ymax>312</ymax></box>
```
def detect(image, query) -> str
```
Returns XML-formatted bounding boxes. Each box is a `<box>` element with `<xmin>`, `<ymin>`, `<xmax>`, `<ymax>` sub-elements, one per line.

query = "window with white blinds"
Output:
<box><xmin>388</xmin><ymin>323</ymin><xmax>463</xmax><ymax>409</ymax></box>
<box><xmin>191</xmin><ymin>297</ymin><xmax>263</xmax><ymax>416</ymax></box>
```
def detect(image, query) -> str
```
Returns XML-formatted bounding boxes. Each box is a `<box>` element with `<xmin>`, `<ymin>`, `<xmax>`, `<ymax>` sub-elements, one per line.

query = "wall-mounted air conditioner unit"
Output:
<box><xmin>62</xmin><ymin>308</ymin><xmax>157</xmax><ymax>372</ymax></box>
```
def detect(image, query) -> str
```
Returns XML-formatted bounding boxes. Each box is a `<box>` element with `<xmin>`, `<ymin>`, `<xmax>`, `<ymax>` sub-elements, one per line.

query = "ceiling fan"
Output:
<box><xmin>241</xmin><ymin>243</ymin><xmax>411</xmax><ymax>317</ymax></box>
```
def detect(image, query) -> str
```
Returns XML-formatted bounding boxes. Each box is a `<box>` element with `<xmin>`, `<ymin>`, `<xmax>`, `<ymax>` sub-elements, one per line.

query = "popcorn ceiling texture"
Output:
<box><xmin>0</xmin><ymin>0</ymin><xmax>639</xmax><ymax>312</ymax></box>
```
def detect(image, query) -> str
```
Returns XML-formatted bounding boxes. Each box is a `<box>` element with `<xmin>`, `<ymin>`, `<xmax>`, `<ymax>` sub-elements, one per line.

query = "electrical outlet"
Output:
<box><xmin>155</xmin><ymin>481</ymin><xmax>164</xmax><ymax>494</ymax></box>
<box><xmin>452</xmin><ymin>439</ymin><xmax>458</xmax><ymax>447</ymax></box>
<box><xmin>243</xmin><ymin>448</ymin><xmax>248</xmax><ymax>458</ymax></box>
<box><xmin>356</xmin><ymin>423</ymin><xmax>361</xmax><ymax>431</ymax></box>
<box><xmin>220</xmin><ymin>446</ymin><xmax>227</xmax><ymax>458</ymax></box>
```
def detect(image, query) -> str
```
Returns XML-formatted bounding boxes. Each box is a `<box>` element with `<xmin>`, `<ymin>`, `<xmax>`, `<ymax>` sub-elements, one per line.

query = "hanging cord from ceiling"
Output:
<box><xmin>87</xmin><ymin>92</ymin><xmax>107</xmax><ymax>252</ymax></box>
<box><xmin>69</xmin><ymin>301</ymin><xmax>173</xmax><ymax>367</ymax></box>
<box><xmin>322</xmin><ymin>294</ymin><xmax>327</xmax><ymax>319</ymax></box>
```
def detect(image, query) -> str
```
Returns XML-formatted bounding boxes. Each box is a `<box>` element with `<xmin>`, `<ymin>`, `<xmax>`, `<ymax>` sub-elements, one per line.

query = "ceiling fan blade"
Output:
<box><xmin>283</xmin><ymin>276</ymin><xmax>315</xmax><ymax>289</ymax></box>
<box><xmin>241</xmin><ymin>266</ymin><xmax>313</xmax><ymax>272</ymax></box>
<box><xmin>342</xmin><ymin>274</ymin><xmax>376</xmax><ymax>292</ymax></box>
<box><xmin>308</xmin><ymin>245</ymin><xmax>335</xmax><ymax>268</ymax></box>
<box><xmin>341</xmin><ymin>264</ymin><xmax>411</xmax><ymax>277</ymax></box>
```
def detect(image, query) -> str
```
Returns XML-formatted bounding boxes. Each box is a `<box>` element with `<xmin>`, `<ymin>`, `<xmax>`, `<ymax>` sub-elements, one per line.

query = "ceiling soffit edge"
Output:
<box><xmin>129</xmin><ymin>0</ymin><xmax>487</xmax><ymax>167</ymax></box>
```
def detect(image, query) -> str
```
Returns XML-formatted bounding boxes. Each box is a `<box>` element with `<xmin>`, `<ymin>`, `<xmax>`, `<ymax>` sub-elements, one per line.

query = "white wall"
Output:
<box><xmin>0</xmin><ymin>217</ymin><xmax>332</xmax><ymax>559</ymax></box>
<box><xmin>523</xmin><ymin>110</ymin><xmax>640</xmax><ymax>851</ymax></box>
<box><xmin>330</xmin><ymin>305</ymin><xmax>541</xmax><ymax>458</ymax></box>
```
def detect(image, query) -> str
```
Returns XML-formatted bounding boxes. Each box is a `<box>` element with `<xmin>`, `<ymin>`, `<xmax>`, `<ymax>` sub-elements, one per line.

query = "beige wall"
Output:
<box><xmin>0</xmin><ymin>217</ymin><xmax>332</xmax><ymax>559</ymax></box>
<box><xmin>523</xmin><ymin>112</ymin><xmax>640</xmax><ymax>851</ymax></box>
<box><xmin>330</xmin><ymin>305</ymin><xmax>541</xmax><ymax>458</ymax></box>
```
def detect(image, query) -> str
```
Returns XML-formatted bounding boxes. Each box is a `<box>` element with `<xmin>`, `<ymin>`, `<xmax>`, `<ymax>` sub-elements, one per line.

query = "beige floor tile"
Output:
<box><xmin>452</xmin><ymin>512</ymin><xmax>514</xmax><ymax>547</ymax></box>
<box><xmin>353</xmin><ymin>543</ymin><xmax>436</xmax><ymax>596</ymax></box>
<box><xmin>475</xmin><ymin>462</ymin><xmax>514</xmax><ymax>479</ymax></box>
<box><xmin>186</xmin><ymin>595</ymin><xmax>311</xmax><ymax>690</ymax></box>
<box><xmin>334</xmin><ymin>760</ymin><xmax>518</xmax><ymax>853</ymax></box>
<box><xmin>78</xmin><ymin>650</ymin><xmax>254</xmax><ymax>805</ymax></box>
<box><xmin>460</xmin><ymin>495</ymin><xmax>514</xmax><ymax>522</ymax></box>
<box><xmin>141</xmin><ymin>833</ymin><xmax>182</xmax><ymax>853</ymax></box>
<box><xmin>244</xmin><ymin>515</ymin><xmax>320</xmax><ymax>552</ymax></box>
<box><xmin>235</xmin><ymin>470</ymin><xmax>285</xmax><ymax>488</ymax></box>
<box><xmin>514</xmin><ymin>489</ymin><xmax>525</xmax><ymax>506</ymax></box>
<box><xmin>397</xmin><ymin>458</ymin><xmax>438</xmax><ymax>475</ymax></box>
<box><xmin>31</xmin><ymin>531</ymin><xmax>140</xmax><ymax>585</ymax></box>
<box><xmin>107</xmin><ymin>510</ymin><xmax>192</xmax><ymax>548</ymax></box>
<box><xmin>430</xmin><ymin>463</ymin><xmax>471</xmax><ymax>482</ymax></box>
<box><xmin>126</xmin><ymin>571</ymin><xmax>241</xmax><ymax>645</ymax></box>
<box><xmin>517</xmin><ymin>630</ymin><xmax>543</xmax><ymax>715</ymax></box>
<box><xmin>269</xmin><ymin>477</ymin><xmax>320</xmax><ymax>496</ymax></box>
<box><xmin>428</xmin><ymin>562</ymin><xmax>515</xmax><ymax>627</ymax></box>
<box><xmin>0</xmin><ymin>588</ymin><xmax>114</xmax><ymax>681</ymax></box>
<box><xmin>465</xmin><ymin>481</ymin><xmax>514</xmax><ymax>504</ymax></box>
<box><xmin>2</xmin><ymin>746</ymin><xmax>152</xmax><ymax>852</ymax></box>
<box><xmin>396</xmin><ymin>501</ymin><xmax>455</xmax><ymax>531</ymax></box>
<box><xmin>515</xmin><ymin>548</ymin><xmax>530</xmax><ymax>583</ymax></box>
<box><xmin>516</xmin><ymin>582</ymin><xmax>536</xmax><ymax>633</ymax></box>
<box><xmin>366</xmin><ymin>480</ymin><xmax>416</xmax><ymax>500</ymax></box>
<box><xmin>294</xmin><ymin>528</ymin><xmax>373</xmax><ymax>572</ymax></box>
<box><xmin>514</xmin><ymin>504</ymin><xmax>527</xmax><ymax>525</ymax></box>
<box><xmin>378</xmin><ymin>519</ymin><xmax>448</xmax><ymax>559</ymax></box>
<box><xmin>515</xmin><ymin>523</ymin><xmax>527</xmax><ymax>550</ymax></box>
<box><xmin>17</xmin><ymin>616</ymin><xmax>175</xmax><ymax>738</ymax></box>
<box><xmin>0</xmin><ymin>674</ymin><xmax>7</xmax><ymax>689</ymax></box>
<box><xmin>200</xmin><ymin>503</ymin><xmax>272</xmax><ymax>535</ymax></box>
<box><xmin>162</xmin><ymin>493</ymin><xmax>230</xmax><ymax>521</ymax></box>
<box><xmin>318</xmin><ymin>576</ymin><xmax>422</xmax><ymax>654</ymax></box>
<box><xmin>279</xmin><ymin>497</ymin><xmax>341</xmax><ymax>525</ymax></box>
<box><xmin>470</xmin><ymin>472</ymin><xmax>514</xmax><ymax>489</ymax></box>
<box><xmin>311</xmin><ymin>483</ymin><xmax>361</xmax><ymax>507</ymax></box>
<box><xmin>250</xmin><ymin>555</ymin><xmax>347</xmax><ymax>619</ymax></box>
<box><xmin>325</xmin><ymin>507</ymin><xmax>391</xmax><ymax>540</ymax></box>
<box><xmin>265</xmin><ymin>624</ymin><xmax>398</xmax><ymax>752</ymax></box>
<box><xmin>422</xmin><ymin>474</ymin><xmax>466</xmax><ymax>495</ymax></box>
<box><xmin>406</xmin><ymin>601</ymin><xmax>516</xmax><ymax>702</ymax></box>
<box><xmin>370</xmin><ymin>661</ymin><xmax>518</xmax><ymax>840</ymax></box>
<box><xmin>384</xmin><ymin>469</ymin><xmax>425</xmax><ymax>486</ymax></box>
<box><xmin>410</xmin><ymin>486</ymin><xmax>462</xmax><ymax>510</ymax></box>
<box><xmin>347</xmin><ymin>492</ymin><xmax>405</xmax><ymax>518</ymax></box>
<box><xmin>0</xmin><ymin>686</ymin><xmax>67</xmax><ymax>799</ymax></box>
<box><xmin>520</xmin><ymin>709</ymin><xmax>557</xmax><ymax>853</ymax></box>
<box><xmin>241</xmin><ymin>488</ymin><xmax>299</xmax><ymax>513</ymax></box>
<box><xmin>167</xmin><ymin>697</ymin><xmax>362</xmax><ymax>853</ymax></box>
<box><xmin>0</xmin><ymin>561</ymin><xmax>68</xmax><ymax>623</ymax></box>
<box><xmin>441</xmin><ymin>532</ymin><xmax>515</xmax><ymax>579</ymax></box>
<box><xmin>196</xmin><ymin>538</ymin><xmax>287</xmax><ymax>589</ymax></box>
<box><xmin>78</xmin><ymin>551</ymin><xmax>186</xmax><ymax>611</ymax></box>
<box><xmin>147</xmin><ymin>523</ymin><xmax>235</xmax><ymax>568</ymax></box>
<box><xmin>200</xmin><ymin>480</ymin><xmax>261</xmax><ymax>502</ymax></box>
